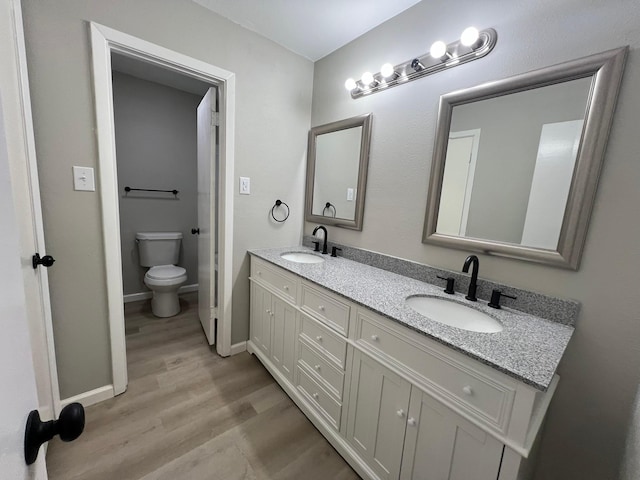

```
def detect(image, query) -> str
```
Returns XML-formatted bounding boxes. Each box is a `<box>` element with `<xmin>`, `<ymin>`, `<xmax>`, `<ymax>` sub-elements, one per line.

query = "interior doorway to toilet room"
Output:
<box><xmin>112</xmin><ymin>57</ymin><xmax>218</xmax><ymax>341</ymax></box>
<box><xmin>91</xmin><ymin>23</ymin><xmax>235</xmax><ymax>398</ymax></box>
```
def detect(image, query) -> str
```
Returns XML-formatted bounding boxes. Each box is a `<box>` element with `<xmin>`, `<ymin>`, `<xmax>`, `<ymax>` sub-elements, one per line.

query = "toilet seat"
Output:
<box><xmin>146</xmin><ymin>265</ymin><xmax>186</xmax><ymax>280</ymax></box>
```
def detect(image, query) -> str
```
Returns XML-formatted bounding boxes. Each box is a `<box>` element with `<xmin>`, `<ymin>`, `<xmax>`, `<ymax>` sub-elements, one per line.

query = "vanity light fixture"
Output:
<box><xmin>346</xmin><ymin>26</ymin><xmax>497</xmax><ymax>99</ymax></box>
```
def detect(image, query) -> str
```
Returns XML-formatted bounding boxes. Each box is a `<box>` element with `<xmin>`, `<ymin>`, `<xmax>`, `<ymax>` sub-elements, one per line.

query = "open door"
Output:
<box><xmin>0</xmin><ymin>92</ymin><xmax>48</xmax><ymax>478</ymax></box>
<box><xmin>196</xmin><ymin>87</ymin><xmax>218</xmax><ymax>345</ymax></box>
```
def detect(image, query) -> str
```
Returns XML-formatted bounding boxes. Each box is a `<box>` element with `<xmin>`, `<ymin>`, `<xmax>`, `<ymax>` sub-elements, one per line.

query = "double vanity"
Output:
<box><xmin>247</xmin><ymin>246</ymin><xmax>575</xmax><ymax>480</ymax></box>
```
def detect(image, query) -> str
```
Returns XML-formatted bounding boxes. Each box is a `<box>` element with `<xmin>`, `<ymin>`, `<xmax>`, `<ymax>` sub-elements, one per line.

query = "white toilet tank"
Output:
<box><xmin>136</xmin><ymin>232</ymin><xmax>183</xmax><ymax>267</ymax></box>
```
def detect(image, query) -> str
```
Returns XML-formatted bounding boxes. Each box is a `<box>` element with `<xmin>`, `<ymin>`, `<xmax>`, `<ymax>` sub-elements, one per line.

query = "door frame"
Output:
<box><xmin>90</xmin><ymin>23</ymin><xmax>235</xmax><ymax>395</ymax></box>
<box><xmin>448</xmin><ymin>128</ymin><xmax>480</xmax><ymax>236</ymax></box>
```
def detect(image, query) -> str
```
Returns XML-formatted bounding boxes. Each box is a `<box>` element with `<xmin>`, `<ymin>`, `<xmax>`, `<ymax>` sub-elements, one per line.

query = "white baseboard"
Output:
<box><xmin>61</xmin><ymin>384</ymin><xmax>115</xmax><ymax>409</ymax></box>
<box><xmin>123</xmin><ymin>283</ymin><xmax>199</xmax><ymax>303</ymax></box>
<box><xmin>230</xmin><ymin>341</ymin><xmax>247</xmax><ymax>355</ymax></box>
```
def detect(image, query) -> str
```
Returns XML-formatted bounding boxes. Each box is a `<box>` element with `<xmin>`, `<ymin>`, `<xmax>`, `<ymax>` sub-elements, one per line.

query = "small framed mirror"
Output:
<box><xmin>305</xmin><ymin>113</ymin><xmax>373</xmax><ymax>230</ymax></box>
<box><xmin>423</xmin><ymin>47</ymin><xmax>627</xmax><ymax>269</ymax></box>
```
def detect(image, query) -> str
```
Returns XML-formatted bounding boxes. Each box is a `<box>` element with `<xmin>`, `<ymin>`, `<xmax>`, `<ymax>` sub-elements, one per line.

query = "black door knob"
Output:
<box><xmin>32</xmin><ymin>253</ymin><xmax>55</xmax><ymax>269</ymax></box>
<box><xmin>25</xmin><ymin>402</ymin><xmax>85</xmax><ymax>465</ymax></box>
<box><xmin>191</xmin><ymin>228</ymin><xmax>200</xmax><ymax>235</ymax></box>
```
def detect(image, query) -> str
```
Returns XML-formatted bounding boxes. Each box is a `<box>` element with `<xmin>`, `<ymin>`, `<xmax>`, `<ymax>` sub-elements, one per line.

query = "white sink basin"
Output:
<box><xmin>280</xmin><ymin>252</ymin><xmax>325</xmax><ymax>264</ymax></box>
<box><xmin>405</xmin><ymin>296</ymin><xmax>503</xmax><ymax>333</ymax></box>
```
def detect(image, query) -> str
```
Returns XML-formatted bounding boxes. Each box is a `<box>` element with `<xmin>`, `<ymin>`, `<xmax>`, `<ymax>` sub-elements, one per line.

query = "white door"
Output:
<box><xmin>0</xmin><ymin>93</ymin><xmax>48</xmax><ymax>479</ymax></box>
<box><xmin>520</xmin><ymin>120</ymin><xmax>583</xmax><ymax>249</ymax></box>
<box><xmin>437</xmin><ymin>129</ymin><xmax>480</xmax><ymax>236</ymax></box>
<box><xmin>196</xmin><ymin>87</ymin><xmax>218</xmax><ymax>344</ymax></box>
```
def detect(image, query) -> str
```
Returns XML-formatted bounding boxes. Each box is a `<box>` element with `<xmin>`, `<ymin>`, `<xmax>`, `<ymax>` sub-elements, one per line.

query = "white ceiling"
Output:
<box><xmin>192</xmin><ymin>0</ymin><xmax>422</xmax><ymax>61</ymax></box>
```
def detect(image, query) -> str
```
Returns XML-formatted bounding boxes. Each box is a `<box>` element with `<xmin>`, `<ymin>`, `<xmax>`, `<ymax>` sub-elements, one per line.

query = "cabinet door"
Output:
<box><xmin>401</xmin><ymin>388</ymin><xmax>503</xmax><ymax>480</ymax></box>
<box><xmin>270</xmin><ymin>295</ymin><xmax>297</xmax><ymax>380</ymax></box>
<box><xmin>346</xmin><ymin>351</ymin><xmax>411</xmax><ymax>480</ymax></box>
<box><xmin>250</xmin><ymin>283</ymin><xmax>272</xmax><ymax>355</ymax></box>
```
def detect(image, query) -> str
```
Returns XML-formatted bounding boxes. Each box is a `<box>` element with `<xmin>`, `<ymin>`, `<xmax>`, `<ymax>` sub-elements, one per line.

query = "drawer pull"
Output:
<box><xmin>407</xmin><ymin>417</ymin><xmax>417</xmax><ymax>427</ymax></box>
<box><xmin>396</xmin><ymin>409</ymin><xmax>405</xmax><ymax>418</ymax></box>
<box><xmin>314</xmin><ymin>364</ymin><xmax>321</xmax><ymax>371</ymax></box>
<box><xmin>312</xmin><ymin>392</ymin><xmax>319</xmax><ymax>400</ymax></box>
<box><xmin>463</xmin><ymin>385</ymin><xmax>474</xmax><ymax>396</ymax></box>
<box><xmin>371</xmin><ymin>334</ymin><xmax>379</xmax><ymax>342</ymax></box>
<box><xmin>316</xmin><ymin>336</ymin><xmax>323</xmax><ymax>342</ymax></box>
<box><xmin>318</xmin><ymin>305</ymin><xmax>325</xmax><ymax>311</ymax></box>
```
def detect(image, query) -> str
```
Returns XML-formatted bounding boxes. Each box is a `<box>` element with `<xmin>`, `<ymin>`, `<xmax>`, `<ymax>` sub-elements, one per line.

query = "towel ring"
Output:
<box><xmin>271</xmin><ymin>199</ymin><xmax>290</xmax><ymax>223</ymax></box>
<box><xmin>322</xmin><ymin>202</ymin><xmax>336</xmax><ymax>218</ymax></box>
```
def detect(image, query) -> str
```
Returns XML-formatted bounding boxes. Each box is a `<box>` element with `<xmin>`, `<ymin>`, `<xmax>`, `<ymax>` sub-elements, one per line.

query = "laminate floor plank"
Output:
<box><xmin>47</xmin><ymin>293</ymin><xmax>360</xmax><ymax>479</ymax></box>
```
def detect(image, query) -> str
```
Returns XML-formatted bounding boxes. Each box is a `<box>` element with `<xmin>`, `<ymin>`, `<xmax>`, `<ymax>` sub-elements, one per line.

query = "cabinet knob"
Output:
<box><xmin>407</xmin><ymin>417</ymin><xmax>417</xmax><ymax>427</ymax></box>
<box><xmin>283</xmin><ymin>285</ymin><xmax>289</xmax><ymax>291</ymax></box>
<box><xmin>318</xmin><ymin>305</ymin><xmax>325</xmax><ymax>311</ymax></box>
<box><xmin>314</xmin><ymin>364</ymin><xmax>321</xmax><ymax>371</ymax></box>
<box><xmin>312</xmin><ymin>392</ymin><xmax>319</xmax><ymax>400</ymax></box>
<box><xmin>463</xmin><ymin>385</ymin><xmax>473</xmax><ymax>396</ymax></box>
<box><xmin>266</xmin><ymin>309</ymin><xmax>271</xmax><ymax>314</ymax></box>
<box><xmin>396</xmin><ymin>409</ymin><xmax>405</xmax><ymax>418</ymax></box>
<box><xmin>257</xmin><ymin>271</ymin><xmax>262</xmax><ymax>275</ymax></box>
<box><xmin>270</xmin><ymin>312</ymin><xmax>274</xmax><ymax>317</ymax></box>
<box><xmin>371</xmin><ymin>334</ymin><xmax>379</xmax><ymax>342</ymax></box>
<box><xmin>316</xmin><ymin>336</ymin><xmax>323</xmax><ymax>342</ymax></box>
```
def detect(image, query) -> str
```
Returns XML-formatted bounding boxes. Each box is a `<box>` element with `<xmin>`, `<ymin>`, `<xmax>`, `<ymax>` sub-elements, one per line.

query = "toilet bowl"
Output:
<box><xmin>144</xmin><ymin>264</ymin><xmax>187</xmax><ymax>317</ymax></box>
<box><xmin>136</xmin><ymin>232</ymin><xmax>187</xmax><ymax>318</ymax></box>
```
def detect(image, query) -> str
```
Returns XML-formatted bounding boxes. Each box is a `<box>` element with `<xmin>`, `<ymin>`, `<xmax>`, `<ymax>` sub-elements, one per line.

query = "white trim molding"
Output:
<box><xmin>89</xmin><ymin>23</ymin><xmax>235</xmax><ymax>397</ymax></box>
<box><xmin>61</xmin><ymin>385</ymin><xmax>115</xmax><ymax>410</ymax></box>
<box><xmin>123</xmin><ymin>284</ymin><xmax>199</xmax><ymax>303</ymax></box>
<box><xmin>230</xmin><ymin>341</ymin><xmax>247</xmax><ymax>356</ymax></box>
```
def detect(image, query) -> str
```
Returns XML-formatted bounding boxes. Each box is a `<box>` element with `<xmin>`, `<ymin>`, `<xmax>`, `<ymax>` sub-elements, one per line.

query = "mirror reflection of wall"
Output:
<box><xmin>312</xmin><ymin>126</ymin><xmax>362</xmax><ymax>220</ymax></box>
<box><xmin>437</xmin><ymin>76</ymin><xmax>592</xmax><ymax>248</ymax></box>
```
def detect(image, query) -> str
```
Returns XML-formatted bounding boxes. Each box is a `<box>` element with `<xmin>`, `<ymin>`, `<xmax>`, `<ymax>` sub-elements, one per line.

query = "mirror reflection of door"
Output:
<box><xmin>521</xmin><ymin>119</ymin><xmax>583</xmax><ymax>249</ymax></box>
<box><xmin>436</xmin><ymin>129</ymin><xmax>480</xmax><ymax>236</ymax></box>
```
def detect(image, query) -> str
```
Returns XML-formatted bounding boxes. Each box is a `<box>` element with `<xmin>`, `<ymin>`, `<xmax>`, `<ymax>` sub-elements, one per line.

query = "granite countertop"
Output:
<box><xmin>249</xmin><ymin>246</ymin><xmax>575</xmax><ymax>391</ymax></box>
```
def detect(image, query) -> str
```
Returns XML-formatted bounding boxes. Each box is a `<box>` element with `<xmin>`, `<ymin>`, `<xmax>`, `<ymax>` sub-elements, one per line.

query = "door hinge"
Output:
<box><xmin>211</xmin><ymin>111</ymin><xmax>220</xmax><ymax>127</ymax></box>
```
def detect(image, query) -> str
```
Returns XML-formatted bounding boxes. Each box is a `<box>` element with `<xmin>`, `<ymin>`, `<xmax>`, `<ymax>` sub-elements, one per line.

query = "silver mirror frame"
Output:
<box><xmin>305</xmin><ymin>113</ymin><xmax>373</xmax><ymax>230</ymax></box>
<box><xmin>423</xmin><ymin>47</ymin><xmax>628</xmax><ymax>269</ymax></box>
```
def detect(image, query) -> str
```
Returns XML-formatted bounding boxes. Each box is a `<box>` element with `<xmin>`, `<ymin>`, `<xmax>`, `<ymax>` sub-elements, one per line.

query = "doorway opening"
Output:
<box><xmin>90</xmin><ymin>23</ymin><xmax>235</xmax><ymax>398</ymax></box>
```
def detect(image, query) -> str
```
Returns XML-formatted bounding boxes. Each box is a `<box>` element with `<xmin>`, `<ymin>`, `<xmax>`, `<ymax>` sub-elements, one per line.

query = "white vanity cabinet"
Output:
<box><xmin>250</xmin><ymin>258</ymin><xmax>298</xmax><ymax>381</ymax></box>
<box><xmin>248</xmin><ymin>254</ymin><xmax>555</xmax><ymax>480</ymax></box>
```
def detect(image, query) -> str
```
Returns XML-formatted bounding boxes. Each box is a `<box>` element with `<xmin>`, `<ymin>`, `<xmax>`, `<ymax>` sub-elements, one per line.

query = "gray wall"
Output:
<box><xmin>21</xmin><ymin>0</ymin><xmax>313</xmax><ymax>398</ymax></box>
<box><xmin>113</xmin><ymin>72</ymin><xmax>200</xmax><ymax>295</ymax></box>
<box><xmin>450</xmin><ymin>77</ymin><xmax>591</xmax><ymax>243</ymax></box>
<box><xmin>310</xmin><ymin>1</ymin><xmax>640</xmax><ymax>479</ymax></box>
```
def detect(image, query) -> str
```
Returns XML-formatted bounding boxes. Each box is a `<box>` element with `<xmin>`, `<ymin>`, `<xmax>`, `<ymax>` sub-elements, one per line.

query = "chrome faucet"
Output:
<box><xmin>312</xmin><ymin>225</ymin><xmax>328</xmax><ymax>254</ymax></box>
<box><xmin>462</xmin><ymin>255</ymin><xmax>479</xmax><ymax>301</ymax></box>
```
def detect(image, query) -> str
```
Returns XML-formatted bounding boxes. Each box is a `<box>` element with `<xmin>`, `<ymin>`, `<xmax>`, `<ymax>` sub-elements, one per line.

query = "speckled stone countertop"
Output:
<box><xmin>249</xmin><ymin>246</ymin><xmax>575</xmax><ymax>391</ymax></box>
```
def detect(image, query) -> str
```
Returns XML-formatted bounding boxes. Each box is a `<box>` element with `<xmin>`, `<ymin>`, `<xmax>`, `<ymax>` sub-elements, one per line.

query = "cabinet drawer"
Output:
<box><xmin>251</xmin><ymin>257</ymin><xmax>297</xmax><ymax>303</ymax></box>
<box><xmin>299</xmin><ymin>314</ymin><xmax>347</xmax><ymax>369</ymax></box>
<box><xmin>356</xmin><ymin>312</ymin><xmax>515</xmax><ymax>432</ymax></box>
<box><xmin>298</xmin><ymin>340</ymin><xmax>345</xmax><ymax>400</ymax></box>
<box><xmin>297</xmin><ymin>366</ymin><xmax>342</xmax><ymax>431</ymax></box>
<box><xmin>301</xmin><ymin>283</ymin><xmax>350</xmax><ymax>335</ymax></box>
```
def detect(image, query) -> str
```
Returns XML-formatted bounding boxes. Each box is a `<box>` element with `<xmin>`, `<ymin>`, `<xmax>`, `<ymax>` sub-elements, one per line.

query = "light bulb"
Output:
<box><xmin>460</xmin><ymin>27</ymin><xmax>480</xmax><ymax>47</ymax></box>
<box><xmin>380</xmin><ymin>63</ymin><xmax>395</xmax><ymax>78</ymax></box>
<box><xmin>344</xmin><ymin>78</ymin><xmax>357</xmax><ymax>91</ymax></box>
<box><xmin>430</xmin><ymin>41</ymin><xmax>447</xmax><ymax>59</ymax></box>
<box><xmin>361</xmin><ymin>71</ymin><xmax>374</xmax><ymax>86</ymax></box>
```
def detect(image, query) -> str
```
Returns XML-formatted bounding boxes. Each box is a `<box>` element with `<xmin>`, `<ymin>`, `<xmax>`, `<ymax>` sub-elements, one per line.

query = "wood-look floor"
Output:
<box><xmin>47</xmin><ymin>293</ymin><xmax>359</xmax><ymax>480</ymax></box>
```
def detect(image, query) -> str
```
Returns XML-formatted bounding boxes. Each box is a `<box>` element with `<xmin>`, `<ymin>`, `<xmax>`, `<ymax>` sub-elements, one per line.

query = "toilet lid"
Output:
<box><xmin>146</xmin><ymin>265</ymin><xmax>186</xmax><ymax>280</ymax></box>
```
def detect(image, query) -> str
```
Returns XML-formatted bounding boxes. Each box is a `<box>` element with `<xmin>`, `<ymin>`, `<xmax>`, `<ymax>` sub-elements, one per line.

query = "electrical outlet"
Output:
<box><xmin>73</xmin><ymin>166</ymin><xmax>95</xmax><ymax>191</ymax></box>
<box><xmin>239</xmin><ymin>176</ymin><xmax>250</xmax><ymax>195</ymax></box>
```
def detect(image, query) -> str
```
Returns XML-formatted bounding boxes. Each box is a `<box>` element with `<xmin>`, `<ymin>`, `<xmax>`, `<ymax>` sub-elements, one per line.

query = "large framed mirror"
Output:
<box><xmin>423</xmin><ymin>47</ymin><xmax>627</xmax><ymax>269</ymax></box>
<box><xmin>305</xmin><ymin>113</ymin><xmax>372</xmax><ymax>230</ymax></box>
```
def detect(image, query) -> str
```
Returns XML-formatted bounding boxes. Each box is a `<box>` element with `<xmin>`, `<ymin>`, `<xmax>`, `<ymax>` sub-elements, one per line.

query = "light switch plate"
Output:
<box><xmin>239</xmin><ymin>176</ymin><xmax>250</xmax><ymax>195</ymax></box>
<box><xmin>347</xmin><ymin>188</ymin><xmax>354</xmax><ymax>201</ymax></box>
<box><xmin>73</xmin><ymin>166</ymin><xmax>95</xmax><ymax>191</ymax></box>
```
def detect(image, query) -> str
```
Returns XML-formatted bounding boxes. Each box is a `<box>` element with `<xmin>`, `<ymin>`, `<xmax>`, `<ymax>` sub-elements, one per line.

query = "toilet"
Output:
<box><xmin>136</xmin><ymin>232</ymin><xmax>188</xmax><ymax>318</ymax></box>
